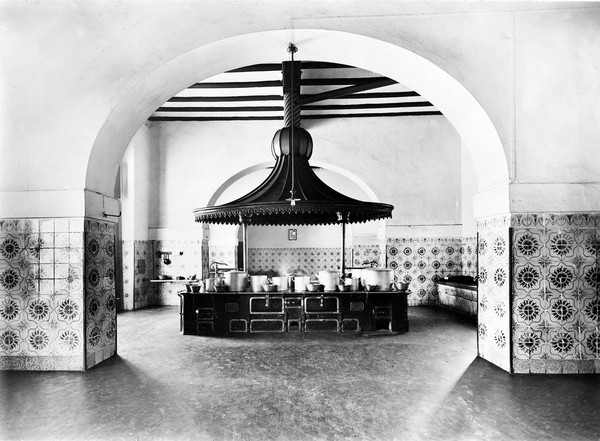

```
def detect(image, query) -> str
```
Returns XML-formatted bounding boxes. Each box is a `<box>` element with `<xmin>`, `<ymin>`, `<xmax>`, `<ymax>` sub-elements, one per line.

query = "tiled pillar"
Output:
<box><xmin>0</xmin><ymin>219</ymin><xmax>84</xmax><ymax>370</ymax></box>
<box><xmin>510</xmin><ymin>213</ymin><xmax>599</xmax><ymax>374</ymax></box>
<box><xmin>0</xmin><ymin>218</ymin><xmax>117</xmax><ymax>371</ymax></box>
<box><xmin>477</xmin><ymin>215</ymin><xmax>512</xmax><ymax>372</ymax></box>
<box><xmin>477</xmin><ymin>213</ymin><xmax>600</xmax><ymax>374</ymax></box>
<box><xmin>84</xmin><ymin>219</ymin><xmax>117</xmax><ymax>369</ymax></box>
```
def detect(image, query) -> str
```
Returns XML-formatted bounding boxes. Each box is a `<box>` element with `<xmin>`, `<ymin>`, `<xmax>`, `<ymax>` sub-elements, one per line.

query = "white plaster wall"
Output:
<box><xmin>248</xmin><ymin>225</ymin><xmax>343</xmax><ymax>249</ymax></box>
<box><xmin>509</xmin><ymin>8</ymin><xmax>600</xmax><ymax>212</ymax></box>
<box><xmin>147</xmin><ymin>115</ymin><xmax>461</xmax><ymax>243</ymax></box>
<box><xmin>1</xmin><ymin>3</ymin><xmax>599</xmax><ymax>218</ymax></box>
<box><xmin>461</xmin><ymin>141</ymin><xmax>479</xmax><ymax>237</ymax></box>
<box><xmin>120</xmin><ymin>124</ymin><xmax>157</xmax><ymax>241</ymax></box>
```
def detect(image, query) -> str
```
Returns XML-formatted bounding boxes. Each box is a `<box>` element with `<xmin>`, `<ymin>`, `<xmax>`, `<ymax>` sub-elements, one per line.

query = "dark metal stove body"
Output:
<box><xmin>179</xmin><ymin>290</ymin><xmax>408</xmax><ymax>336</ymax></box>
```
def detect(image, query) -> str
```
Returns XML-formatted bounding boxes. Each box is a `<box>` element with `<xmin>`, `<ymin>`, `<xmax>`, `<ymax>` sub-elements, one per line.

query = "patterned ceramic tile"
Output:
<box><xmin>510</xmin><ymin>213</ymin><xmax>599</xmax><ymax>373</ymax></box>
<box><xmin>84</xmin><ymin>219</ymin><xmax>117</xmax><ymax>370</ymax></box>
<box><xmin>477</xmin><ymin>217</ymin><xmax>511</xmax><ymax>372</ymax></box>
<box><xmin>0</xmin><ymin>217</ymin><xmax>89</xmax><ymax>371</ymax></box>
<box><xmin>154</xmin><ymin>240</ymin><xmax>203</xmax><ymax>306</ymax></box>
<box><xmin>247</xmin><ymin>247</ymin><xmax>351</xmax><ymax>277</ymax></box>
<box><xmin>386</xmin><ymin>237</ymin><xmax>471</xmax><ymax>306</ymax></box>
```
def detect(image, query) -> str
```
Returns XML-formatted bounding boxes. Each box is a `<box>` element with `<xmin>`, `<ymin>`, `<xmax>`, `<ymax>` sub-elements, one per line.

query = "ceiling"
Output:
<box><xmin>149</xmin><ymin>62</ymin><xmax>442</xmax><ymax>122</ymax></box>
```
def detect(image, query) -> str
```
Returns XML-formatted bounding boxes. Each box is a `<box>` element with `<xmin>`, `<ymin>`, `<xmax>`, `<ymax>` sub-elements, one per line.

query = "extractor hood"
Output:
<box><xmin>194</xmin><ymin>48</ymin><xmax>394</xmax><ymax>227</ymax></box>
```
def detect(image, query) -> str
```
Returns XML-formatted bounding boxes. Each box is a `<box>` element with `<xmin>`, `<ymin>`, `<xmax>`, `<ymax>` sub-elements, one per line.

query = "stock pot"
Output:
<box><xmin>224</xmin><ymin>270</ymin><xmax>247</xmax><ymax>292</ymax></box>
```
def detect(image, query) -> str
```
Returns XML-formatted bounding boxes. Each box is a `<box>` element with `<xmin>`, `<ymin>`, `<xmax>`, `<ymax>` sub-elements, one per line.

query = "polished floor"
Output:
<box><xmin>2</xmin><ymin>306</ymin><xmax>599</xmax><ymax>441</ymax></box>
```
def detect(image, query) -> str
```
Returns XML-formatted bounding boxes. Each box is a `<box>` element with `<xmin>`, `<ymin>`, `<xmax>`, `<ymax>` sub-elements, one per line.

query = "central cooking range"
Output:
<box><xmin>186</xmin><ymin>45</ymin><xmax>404</xmax><ymax>336</ymax></box>
<box><xmin>178</xmin><ymin>288</ymin><xmax>408</xmax><ymax>335</ymax></box>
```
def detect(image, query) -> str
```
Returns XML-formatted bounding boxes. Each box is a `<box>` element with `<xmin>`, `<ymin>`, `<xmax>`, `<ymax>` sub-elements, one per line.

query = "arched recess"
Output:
<box><xmin>86</xmin><ymin>29</ymin><xmax>509</xmax><ymax>218</ymax></box>
<box><xmin>207</xmin><ymin>160</ymin><xmax>385</xmax><ymax>254</ymax></box>
<box><xmin>207</xmin><ymin>160</ymin><xmax>383</xmax><ymax>207</ymax></box>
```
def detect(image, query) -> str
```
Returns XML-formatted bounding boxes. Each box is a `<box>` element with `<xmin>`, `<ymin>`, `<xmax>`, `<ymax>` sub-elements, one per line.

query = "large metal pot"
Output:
<box><xmin>318</xmin><ymin>270</ymin><xmax>339</xmax><ymax>292</ymax></box>
<box><xmin>224</xmin><ymin>270</ymin><xmax>247</xmax><ymax>292</ymax></box>
<box><xmin>293</xmin><ymin>276</ymin><xmax>311</xmax><ymax>292</ymax></box>
<box><xmin>250</xmin><ymin>275</ymin><xmax>268</xmax><ymax>292</ymax></box>
<box><xmin>362</xmin><ymin>268</ymin><xmax>394</xmax><ymax>290</ymax></box>
<box><xmin>271</xmin><ymin>276</ymin><xmax>288</xmax><ymax>291</ymax></box>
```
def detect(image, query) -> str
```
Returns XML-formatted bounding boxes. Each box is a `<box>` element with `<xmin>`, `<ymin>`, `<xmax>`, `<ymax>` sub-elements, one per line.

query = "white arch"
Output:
<box><xmin>86</xmin><ymin>29</ymin><xmax>509</xmax><ymax>215</ymax></box>
<box><xmin>207</xmin><ymin>160</ymin><xmax>381</xmax><ymax>207</ymax></box>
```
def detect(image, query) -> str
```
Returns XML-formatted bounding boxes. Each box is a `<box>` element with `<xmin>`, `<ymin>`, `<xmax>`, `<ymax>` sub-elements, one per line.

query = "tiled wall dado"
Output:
<box><xmin>510</xmin><ymin>213</ymin><xmax>599</xmax><ymax>374</ymax></box>
<box><xmin>84</xmin><ymin>219</ymin><xmax>117</xmax><ymax>369</ymax></box>
<box><xmin>208</xmin><ymin>244</ymin><xmax>237</xmax><ymax>269</ymax></box>
<box><xmin>248</xmin><ymin>247</ymin><xmax>347</xmax><ymax>276</ymax></box>
<box><xmin>386</xmin><ymin>237</ymin><xmax>477</xmax><ymax>306</ymax></box>
<box><xmin>246</xmin><ymin>244</ymin><xmax>382</xmax><ymax>277</ymax></box>
<box><xmin>477</xmin><ymin>216</ymin><xmax>512</xmax><ymax>372</ymax></box>
<box><xmin>0</xmin><ymin>218</ymin><xmax>117</xmax><ymax>371</ymax></box>
<box><xmin>121</xmin><ymin>240</ymin><xmax>204</xmax><ymax>308</ymax></box>
<box><xmin>122</xmin><ymin>240</ymin><xmax>155</xmax><ymax>310</ymax></box>
<box><xmin>154</xmin><ymin>240</ymin><xmax>203</xmax><ymax>305</ymax></box>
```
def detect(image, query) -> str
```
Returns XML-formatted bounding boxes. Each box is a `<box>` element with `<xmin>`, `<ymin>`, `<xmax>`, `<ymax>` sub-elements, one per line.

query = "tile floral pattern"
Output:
<box><xmin>477</xmin><ymin>215</ymin><xmax>512</xmax><ymax>372</ymax></box>
<box><xmin>121</xmin><ymin>240</ymin><xmax>135</xmax><ymax>310</ymax></box>
<box><xmin>247</xmin><ymin>247</ymin><xmax>353</xmax><ymax>277</ymax></box>
<box><xmin>511</xmin><ymin>213</ymin><xmax>599</xmax><ymax>374</ymax></box>
<box><xmin>134</xmin><ymin>240</ymin><xmax>154</xmax><ymax>309</ymax></box>
<box><xmin>84</xmin><ymin>219</ymin><xmax>117</xmax><ymax>369</ymax></box>
<box><xmin>154</xmin><ymin>240</ymin><xmax>203</xmax><ymax>305</ymax></box>
<box><xmin>208</xmin><ymin>245</ymin><xmax>237</xmax><ymax>269</ymax></box>
<box><xmin>386</xmin><ymin>237</ymin><xmax>476</xmax><ymax>306</ymax></box>
<box><xmin>0</xmin><ymin>218</ymin><xmax>86</xmax><ymax>370</ymax></box>
<box><xmin>121</xmin><ymin>240</ymin><xmax>204</xmax><ymax>308</ymax></box>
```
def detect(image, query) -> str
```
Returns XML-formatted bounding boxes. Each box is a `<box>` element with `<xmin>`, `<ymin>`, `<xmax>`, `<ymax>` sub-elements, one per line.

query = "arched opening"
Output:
<box><xmin>89</xmin><ymin>29</ymin><xmax>510</xmax><ymax>373</ymax></box>
<box><xmin>86</xmin><ymin>29</ymin><xmax>509</xmax><ymax>207</ymax></box>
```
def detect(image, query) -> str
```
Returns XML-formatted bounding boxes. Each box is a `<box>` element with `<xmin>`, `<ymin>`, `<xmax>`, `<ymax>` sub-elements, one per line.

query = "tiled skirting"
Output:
<box><xmin>0</xmin><ymin>217</ymin><xmax>117</xmax><ymax>371</ymax></box>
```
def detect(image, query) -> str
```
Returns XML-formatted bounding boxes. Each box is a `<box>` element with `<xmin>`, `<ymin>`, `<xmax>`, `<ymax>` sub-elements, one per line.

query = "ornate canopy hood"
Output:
<box><xmin>193</xmin><ymin>45</ymin><xmax>394</xmax><ymax>227</ymax></box>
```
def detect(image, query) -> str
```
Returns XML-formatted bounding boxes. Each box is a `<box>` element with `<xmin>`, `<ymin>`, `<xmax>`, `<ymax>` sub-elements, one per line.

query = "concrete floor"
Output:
<box><xmin>1</xmin><ymin>307</ymin><xmax>599</xmax><ymax>441</ymax></box>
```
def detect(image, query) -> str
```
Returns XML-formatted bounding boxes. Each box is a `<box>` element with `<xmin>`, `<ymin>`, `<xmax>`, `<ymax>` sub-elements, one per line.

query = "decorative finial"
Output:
<box><xmin>287</xmin><ymin>43</ymin><xmax>298</xmax><ymax>54</ymax></box>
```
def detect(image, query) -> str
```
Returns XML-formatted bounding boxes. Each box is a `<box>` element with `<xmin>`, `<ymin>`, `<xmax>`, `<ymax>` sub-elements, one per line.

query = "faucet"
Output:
<box><xmin>320</xmin><ymin>294</ymin><xmax>324</xmax><ymax>308</ymax></box>
<box><xmin>265</xmin><ymin>295</ymin><xmax>270</xmax><ymax>308</ymax></box>
<box><xmin>209</xmin><ymin>261</ymin><xmax>234</xmax><ymax>277</ymax></box>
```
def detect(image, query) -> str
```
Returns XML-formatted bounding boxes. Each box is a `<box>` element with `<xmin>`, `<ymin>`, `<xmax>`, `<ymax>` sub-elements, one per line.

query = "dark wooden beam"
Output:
<box><xmin>300</xmin><ymin>61</ymin><xmax>354</xmax><ymax>70</ymax></box>
<box><xmin>169</xmin><ymin>95</ymin><xmax>282</xmax><ymax>102</ymax></box>
<box><xmin>226</xmin><ymin>61</ymin><xmax>353</xmax><ymax>73</ymax></box>
<box><xmin>226</xmin><ymin>64</ymin><xmax>282</xmax><ymax>73</ymax></box>
<box><xmin>190</xmin><ymin>80</ymin><xmax>282</xmax><ymax>89</ymax></box>
<box><xmin>338</xmin><ymin>91</ymin><xmax>420</xmax><ymax>100</ymax></box>
<box><xmin>302</xmin><ymin>111</ymin><xmax>442</xmax><ymax>119</ymax></box>
<box><xmin>167</xmin><ymin>91</ymin><xmax>419</xmax><ymax>104</ymax></box>
<box><xmin>302</xmin><ymin>101</ymin><xmax>433</xmax><ymax>111</ymax></box>
<box><xmin>149</xmin><ymin>116</ymin><xmax>283</xmax><ymax>122</ymax></box>
<box><xmin>300</xmin><ymin>78</ymin><xmax>397</xmax><ymax>105</ymax></box>
<box><xmin>156</xmin><ymin>105</ymin><xmax>283</xmax><ymax>112</ymax></box>
<box><xmin>148</xmin><ymin>110</ymin><xmax>442</xmax><ymax>122</ymax></box>
<box><xmin>301</xmin><ymin>77</ymin><xmax>394</xmax><ymax>86</ymax></box>
<box><xmin>157</xmin><ymin>101</ymin><xmax>432</xmax><ymax>113</ymax></box>
<box><xmin>189</xmin><ymin>77</ymin><xmax>392</xmax><ymax>89</ymax></box>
